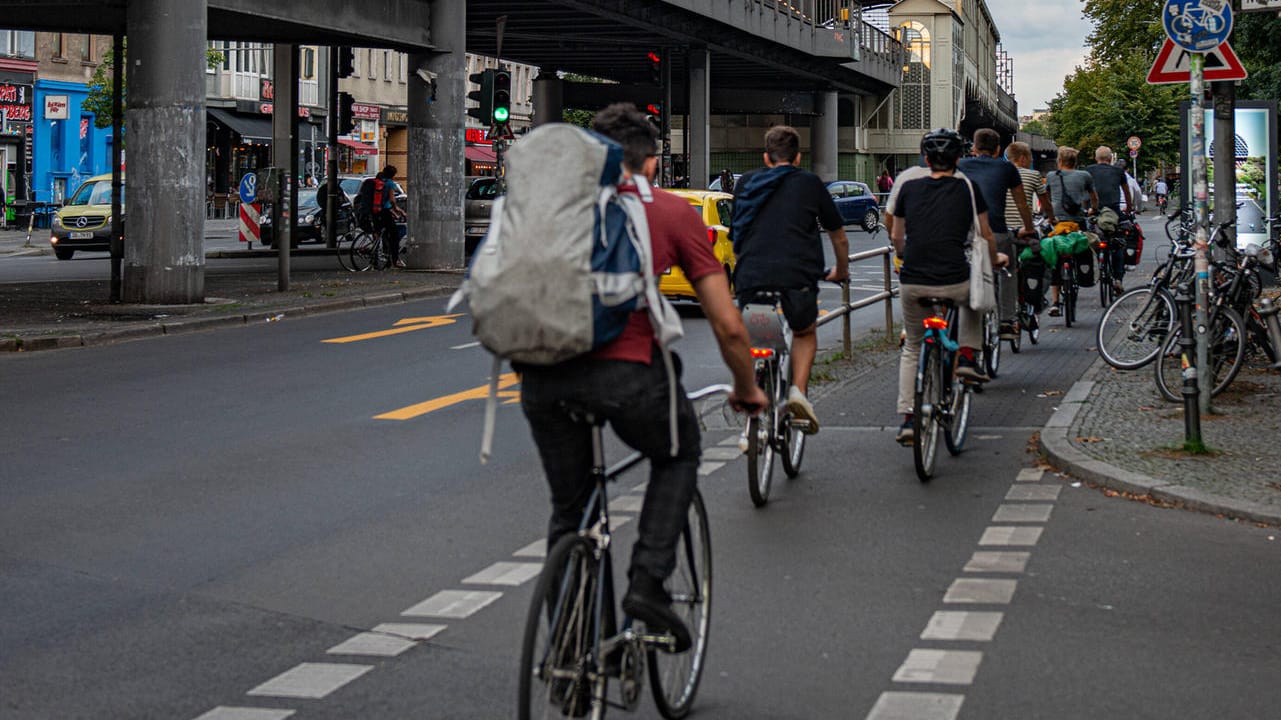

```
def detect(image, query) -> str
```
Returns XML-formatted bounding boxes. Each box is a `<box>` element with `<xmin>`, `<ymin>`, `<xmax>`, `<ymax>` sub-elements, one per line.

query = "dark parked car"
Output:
<box><xmin>827</xmin><ymin>180</ymin><xmax>880</xmax><ymax>232</ymax></box>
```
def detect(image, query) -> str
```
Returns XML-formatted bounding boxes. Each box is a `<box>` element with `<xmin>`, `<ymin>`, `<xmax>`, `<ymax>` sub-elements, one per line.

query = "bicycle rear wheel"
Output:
<box><xmin>778</xmin><ymin>355</ymin><xmax>805</xmax><ymax>478</ymax></box>
<box><xmin>1025</xmin><ymin>306</ymin><xmax>1040</xmax><ymax>345</ymax></box>
<box><xmin>519</xmin><ymin>534</ymin><xmax>602</xmax><ymax>720</ymax></box>
<box><xmin>746</xmin><ymin>363</ymin><xmax>776</xmax><ymax>507</ymax></box>
<box><xmin>1099</xmin><ymin>262</ymin><xmax>1115</xmax><ymax>307</ymax></box>
<box><xmin>349</xmin><ymin>231</ymin><xmax>377</xmax><ymax>271</ymax></box>
<box><xmin>1064</xmin><ymin>274</ymin><xmax>1077</xmax><ymax>327</ymax></box>
<box><xmin>913</xmin><ymin>346</ymin><xmax>942</xmax><ymax>482</ymax></box>
<box><xmin>1097</xmin><ymin>287</ymin><xmax>1176</xmax><ymax>369</ymax></box>
<box><xmin>648</xmin><ymin>490</ymin><xmax>712</xmax><ymax>720</ymax></box>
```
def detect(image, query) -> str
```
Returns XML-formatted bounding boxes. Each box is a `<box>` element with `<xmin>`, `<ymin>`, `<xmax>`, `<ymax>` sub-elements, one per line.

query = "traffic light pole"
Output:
<box><xmin>661</xmin><ymin>46</ymin><xmax>672</xmax><ymax>188</ymax></box>
<box><xmin>325</xmin><ymin>46</ymin><xmax>339</xmax><ymax>249</ymax></box>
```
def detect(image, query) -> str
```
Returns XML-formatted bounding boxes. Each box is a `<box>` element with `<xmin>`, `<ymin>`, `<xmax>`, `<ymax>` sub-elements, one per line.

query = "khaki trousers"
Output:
<box><xmin>897</xmin><ymin>281</ymin><xmax>981</xmax><ymax>415</ymax></box>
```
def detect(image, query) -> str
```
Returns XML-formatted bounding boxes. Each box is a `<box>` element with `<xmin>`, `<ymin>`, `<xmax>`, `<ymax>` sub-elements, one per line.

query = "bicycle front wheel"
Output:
<box><xmin>1154</xmin><ymin>306</ymin><xmax>1246</xmax><ymax>402</ymax></box>
<box><xmin>944</xmin><ymin>379</ymin><xmax>972</xmax><ymax>456</ymax></box>
<box><xmin>982</xmin><ymin>310</ymin><xmax>1001</xmax><ymax>379</ymax></box>
<box><xmin>519</xmin><ymin>534</ymin><xmax>602</xmax><ymax>720</ymax></box>
<box><xmin>648</xmin><ymin>489</ymin><xmax>712</xmax><ymax>720</ymax></box>
<box><xmin>1097</xmin><ymin>287</ymin><xmax>1176</xmax><ymax>369</ymax></box>
<box><xmin>913</xmin><ymin>345</ymin><xmax>942</xmax><ymax>482</ymax></box>
<box><xmin>746</xmin><ymin>365</ymin><xmax>776</xmax><ymax>507</ymax></box>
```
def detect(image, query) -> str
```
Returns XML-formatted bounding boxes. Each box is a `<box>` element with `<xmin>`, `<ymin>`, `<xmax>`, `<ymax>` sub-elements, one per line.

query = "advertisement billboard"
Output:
<box><xmin>1180</xmin><ymin>100</ymin><xmax>1277</xmax><ymax>248</ymax></box>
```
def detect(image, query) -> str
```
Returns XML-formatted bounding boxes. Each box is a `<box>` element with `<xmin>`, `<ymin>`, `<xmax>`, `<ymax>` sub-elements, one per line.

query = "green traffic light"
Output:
<box><xmin>493</xmin><ymin>106</ymin><xmax>510</xmax><ymax>122</ymax></box>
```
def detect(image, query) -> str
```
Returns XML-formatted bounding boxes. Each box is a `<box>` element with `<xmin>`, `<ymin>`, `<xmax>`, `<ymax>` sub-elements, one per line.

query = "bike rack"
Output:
<box><xmin>816</xmin><ymin>243</ymin><xmax>899</xmax><ymax>356</ymax></box>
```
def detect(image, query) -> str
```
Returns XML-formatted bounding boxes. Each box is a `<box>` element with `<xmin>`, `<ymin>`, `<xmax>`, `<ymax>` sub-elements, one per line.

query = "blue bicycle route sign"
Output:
<box><xmin>1163</xmin><ymin>0</ymin><xmax>1233</xmax><ymax>53</ymax></box>
<box><xmin>239</xmin><ymin>173</ymin><xmax>258</xmax><ymax>204</ymax></box>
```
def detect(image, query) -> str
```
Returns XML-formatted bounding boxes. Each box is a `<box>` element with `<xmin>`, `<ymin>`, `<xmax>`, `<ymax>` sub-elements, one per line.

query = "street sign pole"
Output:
<box><xmin>1189</xmin><ymin>51</ymin><xmax>1212</xmax><ymax>416</ymax></box>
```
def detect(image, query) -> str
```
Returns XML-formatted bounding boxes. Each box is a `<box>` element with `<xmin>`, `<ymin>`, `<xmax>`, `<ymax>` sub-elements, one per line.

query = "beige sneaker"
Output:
<box><xmin>786</xmin><ymin>386</ymin><xmax>820</xmax><ymax>435</ymax></box>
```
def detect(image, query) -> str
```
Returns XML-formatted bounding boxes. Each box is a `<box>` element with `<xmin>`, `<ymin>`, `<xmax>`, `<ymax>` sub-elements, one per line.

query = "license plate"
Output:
<box><xmin>69</xmin><ymin>231</ymin><xmax>94</xmax><ymax>240</ymax></box>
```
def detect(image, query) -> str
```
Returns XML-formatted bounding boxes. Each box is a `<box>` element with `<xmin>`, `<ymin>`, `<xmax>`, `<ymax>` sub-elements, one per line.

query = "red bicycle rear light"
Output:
<box><xmin>707</xmin><ymin>227</ymin><xmax>717</xmax><ymax>245</ymax></box>
<box><xmin>750</xmin><ymin>347</ymin><xmax>774</xmax><ymax>359</ymax></box>
<box><xmin>923</xmin><ymin>316</ymin><xmax>949</xmax><ymax>330</ymax></box>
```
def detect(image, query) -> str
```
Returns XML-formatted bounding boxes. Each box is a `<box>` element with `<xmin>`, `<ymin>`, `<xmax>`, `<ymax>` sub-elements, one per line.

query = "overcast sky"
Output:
<box><xmin>983</xmin><ymin>0</ymin><xmax>1095</xmax><ymax>112</ymax></box>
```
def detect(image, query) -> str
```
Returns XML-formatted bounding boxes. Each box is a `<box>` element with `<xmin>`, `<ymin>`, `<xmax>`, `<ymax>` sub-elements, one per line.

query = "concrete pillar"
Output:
<box><xmin>688</xmin><ymin>47</ymin><xmax>710</xmax><ymax>190</ymax></box>
<box><xmin>272</xmin><ymin>44</ymin><xmax>298</xmax><ymax>290</ymax></box>
<box><xmin>532</xmin><ymin>75</ymin><xmax>564</xmax><ymax>127</ymax></box>
<box><xmin>124</xmin><ymin>0</ymin><xmax>207</xmax><ymax>304</ymax></box>
<box><xmin>404</xmin><ymin>0</ymin><xmax>465</xmax><ymax>269</ymax></box>
<box><xmin>812</xmin><ymin>90</ymin><xmax>839</xmax><ymax>182</ymax></box>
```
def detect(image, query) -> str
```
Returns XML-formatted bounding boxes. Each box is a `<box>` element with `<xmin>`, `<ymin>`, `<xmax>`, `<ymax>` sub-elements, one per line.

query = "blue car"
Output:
<box><xmin>827</xmin><ymin>180</ymin><xmax>881</xmax><ymax>232</ymax></box>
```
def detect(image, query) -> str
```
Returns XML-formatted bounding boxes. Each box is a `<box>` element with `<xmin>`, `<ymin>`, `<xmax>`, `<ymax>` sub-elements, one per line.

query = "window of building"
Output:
<box><xmin>383</xmin><ymin>51</ymin><xmax>391</xmax><ymax>82</ymax></box>
<box><xmin>301</xmin><ymin>47</ymin><xmax>315</xmax><ymax>80</ymax></box>
<box><xmin>398</xmin><ymin>53</ymin><xmax>407</xmax><ymax>84</ymax></box>
<box><xmin>352</xmin><ymin>46</ymin><xmax>361</xmax><ymax>77</ymax></box>
<box><xmin>896</xmin><ymin>21</ymin><xmax>931</xmax><ymax>130</ymax></box>
<box><xmin>0</xmin><ymin>31</ymin><xmax>35</xmax><ymax>58</ymax></box>
<box><xmin>368</xmin><ymin>49</ymin><xmax>376</xmax><ymax>79</ymax></box>
<box><xmin>52</xmin><ymin>33</ymin><xmax>65</xmax><ymax>59</ymax></box>
<box><xmin>81</xmin><ymin>35</ymin><xmax>92</xmax><ymax>62</ymax></box>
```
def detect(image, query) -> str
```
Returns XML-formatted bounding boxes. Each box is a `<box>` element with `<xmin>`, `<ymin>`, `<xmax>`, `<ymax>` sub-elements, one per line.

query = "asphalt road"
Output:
<box><xmin>2</xmin><ymin>214</ymin><xmax>1278</xmax><ymax>719</ymax></box>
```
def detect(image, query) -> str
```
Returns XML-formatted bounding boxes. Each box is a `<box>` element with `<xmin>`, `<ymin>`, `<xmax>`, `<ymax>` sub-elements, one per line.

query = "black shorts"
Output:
<box><xmin>737</xmin><ymin>286</ymin><xmax>819</xmax><ymax>332</ymax></box>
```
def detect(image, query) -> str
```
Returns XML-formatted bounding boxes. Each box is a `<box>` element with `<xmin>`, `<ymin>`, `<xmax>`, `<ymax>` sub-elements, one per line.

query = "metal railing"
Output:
<box><xmin>816</xmin><ymin>243</ymin><xmax>899</xmax><ymax>355</ymax></box>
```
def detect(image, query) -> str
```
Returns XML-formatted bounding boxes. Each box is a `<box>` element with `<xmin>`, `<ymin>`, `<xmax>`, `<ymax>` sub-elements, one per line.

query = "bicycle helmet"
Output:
<box><xmin>920</xmin><ymin>128</ymin><xmax>965</xmax><ymax>167</ymax></box>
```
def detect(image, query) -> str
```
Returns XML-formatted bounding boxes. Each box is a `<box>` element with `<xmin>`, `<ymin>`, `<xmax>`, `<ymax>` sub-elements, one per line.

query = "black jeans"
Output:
<box><xmin>376</xmin><ymin>212</ymin><xmax>400</xmax><ymax>264</ymax></box>
<box><xmin>518</xmin><ymin>348</ymin><xmax>701</xmax><ymax>580</ymax></box>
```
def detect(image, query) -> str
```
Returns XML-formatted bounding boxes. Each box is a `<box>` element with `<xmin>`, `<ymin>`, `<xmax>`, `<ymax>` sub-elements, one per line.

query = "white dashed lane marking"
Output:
<box><xmin>401</xmin><ymin>590</ymin><xmax>503</xmax><ymax>619</ymax></box>
<box><xmin>698</xmin><ymin>461</ymin><xmax>725</xmax><ymax>475</ymax></box>
<box><xmin>608</xmin><ymin>495</ymin><xmax>644</xmax><ymax>512</ymax></box>
<box><xmin>701</xmin><ymin>446</ymin><xmax>742</xmax><ymax>461</ymax></box>
<box><xmin>1015</xmin><ymin>468</ymin><xmax>1045</xmax><ymax>482</ymax></box>
<box><xmin>920</xmin><ymin>611</ymin><xmax>1004</xmax><ymax>642</ymax></box>
<box><xmin>1005</xmin><ymin>484</ymin><xmax>1061</xmax><ymax>501</ymax></box>
<box><xmin>963</xmin><ymin>551</ymin><xmax>1030</xmax><ymax>574</ymax></box>
<box><xmin>943</xmin><ymin>578</ymin><xmax>1018</xmax><ymax>604</ymax></box>
<box><xmin>892</xmin><ymin>649</ymin><xmax>984</xmax><ymax>686</ymax></box>
<box><xmin>992</xmin><ymin>503</ymin><xmax>1054</xmax><ymax>523</ymax></box>
<box><xmin>193</xmin><ymin>709</ymin><xmax>295</xmax><ymax>720</ymax></box>
<box><xmin>326</xmin><ymin>633</ymin><xmax>419</xmax><ymax>658</ymax></box>
<box><xmin>513</xmin><ymin>538</ymin><xmax>546</xmax><ymax>558</ymax></box>
<box><xmin>371</xmin><ymin>623</ymin><xmax>448</xmax><ymax>640</ymax></box>
<box><xmin>866</xmin><ymin>691</ymin><xmax>965</xmax><ymax>720</ymax></box>
<box><xmin>246</xmin><ymin>663</ymin><xmax>373</xmax><ymax>699</ymax></box>
<box><xmin>978</xmin><ymin>526</ymin><xmax>1044</xmax><ymax>546</ymax></box>
<box><xmin>462</xmin><ymin>561</ymin><xmax>542</xmax><ymax>586</ymax></box>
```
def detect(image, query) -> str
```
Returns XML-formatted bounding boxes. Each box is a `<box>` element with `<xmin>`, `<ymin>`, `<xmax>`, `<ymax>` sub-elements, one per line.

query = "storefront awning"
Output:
<box><xmin>208</xmin><ymin>108</ymin><xmax>274</xmax><ymax>143</ymax></box>
<box><xmin>465</xmin><ymin>145</ymin><xmax>497</xmax><ymax>163</ymax></box>
<box><xmin>339</xmin><ymin>138</ymin><xmax>379</xmax><ymax>156</ymax></box>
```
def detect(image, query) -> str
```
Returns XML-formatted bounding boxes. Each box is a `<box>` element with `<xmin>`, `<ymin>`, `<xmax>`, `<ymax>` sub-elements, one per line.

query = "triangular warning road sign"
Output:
<box><xmin>1147</xmin><ymin>38</ymin><xmax>1248</xmax><ymax>85</ymax></box>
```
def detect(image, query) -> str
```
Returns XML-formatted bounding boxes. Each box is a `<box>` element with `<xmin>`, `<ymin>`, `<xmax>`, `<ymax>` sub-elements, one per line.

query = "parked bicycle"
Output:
<box><xmin>738</xmin><ymin>292</ymin><xmax>808</xmax><ymax>507</ymax></box>
<box><xmin>910</xmin><ymin>297</ymin><xmax>974</xmax><ymax>482</ymax></box>
<box><xmin>518</xmin><ymin>385</ymin><xmax>723</xmax><ymax>720</ymax></box>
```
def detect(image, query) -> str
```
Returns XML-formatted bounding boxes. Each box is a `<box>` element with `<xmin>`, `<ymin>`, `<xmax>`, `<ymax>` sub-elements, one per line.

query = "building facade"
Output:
<box><xmin>0</xmin><ymin>29</ymin><xmax>36</xmax><ymax>211</ymax></box>
<box><xmin>32</xmin><ymin>32</ymin><xmax>114</xmax><ymax>206</ymax></box>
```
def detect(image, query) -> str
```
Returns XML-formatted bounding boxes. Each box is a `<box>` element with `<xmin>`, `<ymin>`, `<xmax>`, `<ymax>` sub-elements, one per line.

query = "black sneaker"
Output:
<box><xmin>955</xmin><ymin>355</ymin><xmax>991</xmax><ymax>383</ymax></box>
<box><xmin>622</xmin><ymin>570</ymin><xmax>691</xmax><ymax>653</ymax></box>
<box><xmin>895</xmin><ymin>417</ymin><xmax>915</xmax><ymax>445</ymax></box>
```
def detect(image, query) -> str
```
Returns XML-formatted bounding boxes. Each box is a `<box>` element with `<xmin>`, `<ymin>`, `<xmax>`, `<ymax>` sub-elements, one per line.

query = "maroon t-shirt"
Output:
<box><xmin>593</xmin><ymin>186</ymin><xmax>722</xmax><ymax>364</ymax></box>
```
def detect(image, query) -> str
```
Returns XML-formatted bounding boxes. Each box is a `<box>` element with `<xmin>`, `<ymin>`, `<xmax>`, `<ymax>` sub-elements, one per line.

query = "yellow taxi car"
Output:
<box><xmin>50</xmin><ymin>173</ymin><xmax>124</xmax><ymax>260</ymax></box>
<box><xmin>660</xmin><ymin>189</ymin><xmax>735</xmax><ymax>301</ymax></box>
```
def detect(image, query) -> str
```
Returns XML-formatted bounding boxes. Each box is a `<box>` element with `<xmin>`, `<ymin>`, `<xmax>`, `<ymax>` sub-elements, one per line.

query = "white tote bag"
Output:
<box><xmin>964</xmin><ymin>178</ymin><xmax>997</xmax><ymax>313</ymax></box>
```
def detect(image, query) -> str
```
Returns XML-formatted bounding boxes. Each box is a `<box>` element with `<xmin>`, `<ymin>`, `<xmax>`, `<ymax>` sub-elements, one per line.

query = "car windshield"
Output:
<box><xmin>466</xmin><ymin>179</ymin><xmax>499</xmax><ymax>200</ymax></box>
<box><xmin>66</xmin><ymin>180</ymin><xmax>122</xmax><ymax>206</ymax></box>
<box><xmin>299</xmin><ymin>189</ymin><xmax>319</xmax><ymax>209</ymax></box>
<box><xmin>339</xmin><ymin>178</ymin><xmax>363</xmax><ymax>197</ymax></box>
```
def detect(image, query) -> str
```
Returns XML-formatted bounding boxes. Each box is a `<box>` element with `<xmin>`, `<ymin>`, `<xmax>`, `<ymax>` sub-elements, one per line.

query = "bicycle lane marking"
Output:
<box><xmin>865</xmin><ymin>467</ymin><xmax>1057</xmax><ymax>720</ymax></box>
<box><xmin>186</xmin><ymin>433</ymin><xmax>736</xmax><ymax>719</ymax></box>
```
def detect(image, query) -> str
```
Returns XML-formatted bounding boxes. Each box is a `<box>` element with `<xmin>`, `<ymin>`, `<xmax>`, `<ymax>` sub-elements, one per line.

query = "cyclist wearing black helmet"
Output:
<box><xmin>890</xmin><ymin>128</ymin><xmax>1008</xmax><ymax>445</ymax></box>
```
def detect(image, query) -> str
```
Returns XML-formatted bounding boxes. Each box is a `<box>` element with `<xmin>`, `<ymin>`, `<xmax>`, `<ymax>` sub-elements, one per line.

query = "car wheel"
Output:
<box><xmin>54</xmin><ymin>247</ymin><xmax>74</xmax><ymax>260</ymax></box>
<box><xmin>861</xmin><ymin>208</ymin><xmax>880</xmax><ymax>233</ymax></box>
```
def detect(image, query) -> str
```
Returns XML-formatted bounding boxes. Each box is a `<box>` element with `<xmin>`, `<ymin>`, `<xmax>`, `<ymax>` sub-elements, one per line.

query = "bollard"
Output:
<box><xmin>1174</xmin><ymin>281</ymin><xmax>1202</xmax><ymax>444</ymax></box>
<box><xmin>1259</xmin><ymin>297</ymin><xmax>1281</xmax><ymax>370</ymax></box>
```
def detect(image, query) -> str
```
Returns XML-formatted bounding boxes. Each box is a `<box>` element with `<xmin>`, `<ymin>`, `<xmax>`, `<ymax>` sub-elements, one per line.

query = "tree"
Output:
<box><xmin>1082</xmin><ymin>0</ymin><xmax>1163</xmax><ymax>65</ymax></box>
<box><xmin>1020</xmin><ymin>118</ymin><xmax>1051</xmax><ymax>136</ymax></box>
<box><xmin>84</xmin><ymin>43</ymin><xmax>226</xmax><ymax>129</ymax></box>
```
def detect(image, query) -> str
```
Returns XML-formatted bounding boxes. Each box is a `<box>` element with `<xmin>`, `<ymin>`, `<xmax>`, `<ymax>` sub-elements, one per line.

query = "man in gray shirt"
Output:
<box><xmin>1085</xmin><ymin>146</ymin><xmax>1133</xmax><ymax>293</ymax></box>
<box><xmin>1044</xmin><ymin>146</ymin><xmax>1099</xmax><ymax>315</ymax></box>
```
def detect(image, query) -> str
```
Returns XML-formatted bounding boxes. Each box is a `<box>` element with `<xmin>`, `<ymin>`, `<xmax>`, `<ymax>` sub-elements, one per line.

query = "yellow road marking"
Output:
<box><xmin>323</xmin><ymin>314</ymin><xmax>464</xmax><ymax>344</ymax></box>
<box><xmin>376</xmin><ymin>372</ymin><xmax>521</xmax><ymax>420</ymax></box>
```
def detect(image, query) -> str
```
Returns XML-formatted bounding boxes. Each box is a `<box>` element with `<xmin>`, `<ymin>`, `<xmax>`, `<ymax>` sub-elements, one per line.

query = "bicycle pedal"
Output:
<box><xmin>790</xmin><ymin>419</ymin><xmax>814</xmax><ymax>431</ymax></box>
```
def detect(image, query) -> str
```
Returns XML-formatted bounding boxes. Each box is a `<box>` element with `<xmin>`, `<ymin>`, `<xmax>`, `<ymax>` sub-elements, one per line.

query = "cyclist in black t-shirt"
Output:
<box><xmin>731</xmin><ymin>125</ymin><xmax>849</xmax><ymax>434</ymax></box>
<box><xmin>891</xmin><ymin>128</ymin><xmax>1008</xmax><ymax>445</ymax></box>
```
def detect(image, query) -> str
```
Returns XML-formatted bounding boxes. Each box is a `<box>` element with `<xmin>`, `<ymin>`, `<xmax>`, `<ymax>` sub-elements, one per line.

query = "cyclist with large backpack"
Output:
<box><xmin>512</xmin><ymin>104</ymin><xmax>765</xmax><ymax>649</ymax></box>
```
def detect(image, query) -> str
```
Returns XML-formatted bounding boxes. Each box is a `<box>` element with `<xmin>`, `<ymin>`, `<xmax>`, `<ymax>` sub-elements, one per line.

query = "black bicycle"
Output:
<box><xmin>910</xmin><ymin>297</ymin><xmax>974</xmax><ymax>481</ymax></box>
<box><xmin>518</xmin><ymin>386</ymin><xmax>723</xmax><ymax>720</ymax></box>
<box><xmin>739</xmin><ymin>292</ymin><xmax>808</xmax><ymax>507</ymax></box>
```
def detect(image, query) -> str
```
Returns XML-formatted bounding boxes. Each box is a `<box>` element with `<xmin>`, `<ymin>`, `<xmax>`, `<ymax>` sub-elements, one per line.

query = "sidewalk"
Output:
<box><xmin>5</xmin><ymin>234</ymin><xmax>1279</xmax><ymax>526</ymax></box>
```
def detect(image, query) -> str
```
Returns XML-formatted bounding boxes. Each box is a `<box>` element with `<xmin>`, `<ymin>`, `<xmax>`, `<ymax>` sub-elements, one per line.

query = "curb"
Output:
<box><xmin>2</xmin><ymin>285</ymin><xmax>457</xmax><ymax>354</ymax></box>
<box><xmin>1037</xmin><ymin>376</ymin><xmax>1281</xmax><ymax>526</ymax></box>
